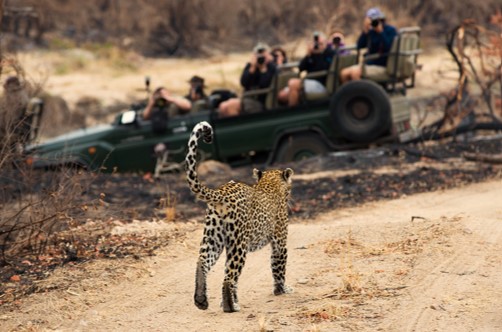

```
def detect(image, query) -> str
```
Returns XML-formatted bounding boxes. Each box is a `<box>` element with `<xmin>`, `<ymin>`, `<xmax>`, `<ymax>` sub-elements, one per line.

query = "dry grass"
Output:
<box><xmin>297</xmin><ymin>300</ymin><xmax>351</xmax><ymax>323</ymax></box>
<box><xmin>158</xmin><ymin>192</ymin><xmax>177</xmax><ymax>222</ymax></box>
<box><xmin>297</xmin><ymin>215</ymin><xmax>466</xmax><ymax>323</ymax></box>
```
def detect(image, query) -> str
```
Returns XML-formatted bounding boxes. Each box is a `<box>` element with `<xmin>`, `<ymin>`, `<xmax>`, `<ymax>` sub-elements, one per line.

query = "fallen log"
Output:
<box><xmin>463</xmin><ymin>152</ymin><xmax>502</xmax><ymax>164</ymax></box>
<box><xmin>405</xmin><ymin>122</ymin><xmax>502</xmax><ymax>144</ymax></box>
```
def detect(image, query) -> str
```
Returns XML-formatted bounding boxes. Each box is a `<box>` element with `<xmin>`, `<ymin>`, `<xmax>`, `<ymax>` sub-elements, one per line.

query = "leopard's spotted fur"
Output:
<box><xmin>185</xmin><ymin>121</ymin><xmax>294</xmax><ymax>313</ymax></box>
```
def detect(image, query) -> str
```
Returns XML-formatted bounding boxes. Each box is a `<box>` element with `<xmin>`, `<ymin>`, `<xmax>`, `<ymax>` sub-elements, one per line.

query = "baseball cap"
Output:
<box><xmin>366</xmin><ymin>7</ymin><xmax>385</xmax><ymax>20</ymax></box>
<box><xmin>253</xmin><ymin>42</ymin><xmax>270</xmax><ymax>53</ymax></box>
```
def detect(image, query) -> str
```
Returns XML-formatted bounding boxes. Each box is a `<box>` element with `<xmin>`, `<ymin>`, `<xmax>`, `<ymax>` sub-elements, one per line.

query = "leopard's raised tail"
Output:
<box><xmin>185</xmin><ymin>121</ymin><xmax>224</xmax><ymax>203</ymax></box>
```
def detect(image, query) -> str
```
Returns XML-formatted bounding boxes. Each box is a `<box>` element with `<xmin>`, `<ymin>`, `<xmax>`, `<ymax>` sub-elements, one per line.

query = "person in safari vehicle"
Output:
<box><xmin>142</xmin><ymin>87</ymin><xmax>191</xmax><ymax>120</ymax></box>
<box><xmin>278</xmin><ymin>31</ymin><xmax>334</xmax><ymax>107</ymax></box>
<box><xmin>340</xmin><ymin>7</ymin><xmax>397</xmax><ymax>83</ymax></box>
<box><xmin>143</xmin><ymin>75</ymin><xmax>208</xmax><ymax>120</ymax></box>
<box><xmin>218</xmin><ymin>43</ymin><xmax>277</xmax><ymax>117</ymax></box>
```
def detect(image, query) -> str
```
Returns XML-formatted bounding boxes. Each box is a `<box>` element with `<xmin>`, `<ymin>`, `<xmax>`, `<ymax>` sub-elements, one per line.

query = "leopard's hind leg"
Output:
<box><xmin>194</xmin><ymin>212</ymin><xmax>224</xmax><ymax>310</ymax></box>
<box><xmin>222</xmin><ymin>228</ymin><xmax>247</xmax><ymax>313</ymax></box>
<box><xmin>271</xmin><ymin>234</ymin><xmax>293</xmax><ymax>295</ymax></box>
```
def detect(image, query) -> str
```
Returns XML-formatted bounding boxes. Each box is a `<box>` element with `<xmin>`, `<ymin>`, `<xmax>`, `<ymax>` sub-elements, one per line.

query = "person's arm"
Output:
<box><xmin>259</xmin><ymin>63</ymin><xmax>277</xmax><ymax>88</ymax></box>
<box><xmin>168</xmin><ymin>96</ymin><xmax>192</xmax><ymax>112</ymax></box>
<box><xmin>380</xmin><ymin>25</ymin><xmax>398</xmax><ymax>53</ymax></box>
<box><xmin>240</xmin><ymin>63</ymin><xmax>255</xmax><ymax>90</ymax></box>
<box><xmin>324</xmin><ymin>47</ymin><xmax>335</xmax><ymax>60</ymax></box>
<box><xmin>142</xmin><ymin>96</ymin><xmax>154</xmax><ymax>119</ymax></box>
<box><xmin>356</xmin><ymin>31</ymin><xmax>368</xmax><ymax>49</ymax></box>
<box><xmin>298</xmin><ymin>55</ymin><xmax>311</xmax><ymax>73</ymax></box>
<box><xmin>357</xmin><ymin>17</ymin><xmax>372</xmax><ymax>49</ymax></box>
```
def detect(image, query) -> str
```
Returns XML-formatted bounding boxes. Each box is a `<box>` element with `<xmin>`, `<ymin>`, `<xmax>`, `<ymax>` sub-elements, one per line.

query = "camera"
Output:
<box><xmin>194</xmin><ymin>85</ymin><xmax>204</xmax><ymax>96</ymax></box>
<box><xmin>256</xmin><ymin>47</ymin><xmax>266</xmax><ymax>65</ymax></box>
<box><xmin>154</xmin><ymin>97</ymin><xmax>169</xmax><ymax>108</ymax></box>
<box><xmin>313</xmin><ymin>33</ymin><xmax>320</xmax><ymax>50</ymax></box>
<box><xmin>371</xmin><ymin>19</ymin><xmax>380</xmax><ymax>28</ymax></box>
<box><xmin>332</xmin><ymin>36</ymin><xmax>341</xmax><ymax>45</ymax></box>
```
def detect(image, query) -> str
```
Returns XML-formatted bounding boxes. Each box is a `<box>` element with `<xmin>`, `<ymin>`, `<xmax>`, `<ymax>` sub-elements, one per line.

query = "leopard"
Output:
<box><xmin>185</xmin><ymin>121</ymin><xmax>294</xmax><ymax>313</ymax></box>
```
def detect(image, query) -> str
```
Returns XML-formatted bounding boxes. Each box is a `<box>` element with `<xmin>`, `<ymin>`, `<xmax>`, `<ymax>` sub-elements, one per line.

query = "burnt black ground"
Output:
<box><xmin>93</xmin><ymin>134</ymin><xmax>502</xmax><ymax>222</ymax></box>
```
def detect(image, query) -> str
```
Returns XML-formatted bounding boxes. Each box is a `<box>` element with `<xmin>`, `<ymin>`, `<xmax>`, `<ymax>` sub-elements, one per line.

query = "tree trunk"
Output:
<box><xmin>0</xmin><ymin>0</ymin><xmax>4</xmax><ymax>79</ymax></box>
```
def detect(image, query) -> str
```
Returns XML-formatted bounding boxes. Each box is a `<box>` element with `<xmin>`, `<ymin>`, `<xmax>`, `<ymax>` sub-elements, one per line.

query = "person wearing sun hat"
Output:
<box><xmin>186</xmin><ymin>75</ymin><xmax>208</xmax><ymax>101</ymax></box>
<box><xmin>185</xmin><ymin>75</ymin><xmax>210</xmax><ymax>112</ymax></box>
<box><xmin>340</xmin><ymin>7</ymin><xmax>397</xmax><ymax>83</ymax></box>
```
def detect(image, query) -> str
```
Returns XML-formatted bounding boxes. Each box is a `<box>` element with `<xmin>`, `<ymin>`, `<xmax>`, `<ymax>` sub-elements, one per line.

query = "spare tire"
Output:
<box><xmin>330</xmin><ymin>80</ymin><xmax>391</xmax><ymax>142</ymax></box>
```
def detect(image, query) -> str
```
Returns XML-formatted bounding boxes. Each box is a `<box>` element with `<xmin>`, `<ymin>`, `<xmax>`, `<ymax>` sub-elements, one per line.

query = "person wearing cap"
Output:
<box><xmin>278</xmin><ymin>31</ymin><xmax>334</xmax><ymax>107</ymax></box>
<box><xmin>340</xmin><ymin>7</ymin><xmax>397</xmax><ymax>83</ymax></box>
<box><xmin>219</xmin><ymin>43</ymin><xmax>277</xmax><ymax>117</ymax></box>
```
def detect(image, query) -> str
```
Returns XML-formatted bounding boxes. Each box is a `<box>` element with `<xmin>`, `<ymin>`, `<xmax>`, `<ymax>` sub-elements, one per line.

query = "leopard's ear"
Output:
<box><xmin>253</xmin><ymin>168</ymin><xmax>263</xmax><ymax>181</ymax></box>
<box><xmin>282</xmin><ymin>168</ymin><xmax>294</xmax><ymax>183</ymax></box>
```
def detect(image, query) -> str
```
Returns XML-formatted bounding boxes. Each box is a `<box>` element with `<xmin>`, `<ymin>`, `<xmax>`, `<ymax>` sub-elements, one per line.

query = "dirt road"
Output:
<box><xmin>2</xmin><ymin>178</ymin><xmax>502</xmax><ymax>331</ymax></box>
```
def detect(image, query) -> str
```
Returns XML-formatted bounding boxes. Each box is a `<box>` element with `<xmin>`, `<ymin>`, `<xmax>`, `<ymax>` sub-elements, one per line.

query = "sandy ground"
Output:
<box><xmin>1</xmin><ymin>178</ymin><xmax>501</xmax><ymax>332</ymax></box>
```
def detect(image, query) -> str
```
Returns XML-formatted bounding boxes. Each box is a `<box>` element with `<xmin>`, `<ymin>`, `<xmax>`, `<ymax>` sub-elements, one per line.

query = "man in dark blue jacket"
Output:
<box><xmin>340</xmin><ymin>8</ymin><xmax>397</xmax><ymax>83</ymax></box>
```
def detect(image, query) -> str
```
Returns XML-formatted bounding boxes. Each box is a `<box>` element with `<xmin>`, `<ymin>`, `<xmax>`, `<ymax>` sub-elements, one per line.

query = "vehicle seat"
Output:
<box><xmin>304</xmin><ymin>52</ymin><xmax>358</xmax><ymax>101</ymax></box>
<box><xmin>190</xmin><ymin>99</ymin><xmax>209</xmax><ymax>113</ymax></box>
<box><xmin>362</xmin><ymin>27</ymin><xmax>421</xmax><ymax>90</ymax></box>
<box><xmin>241</xmin><ymin>68</ymin><xmax>299</xmax><ymax>111</ymax></box>
<box><xmin>330</xmin><ymin>53</ymin><xmax>358</xmax><ymax>93</ymax></box>
<box><xmin>268</xmin><ymin>69</ymin><xmax>298</xmax><ymax>108</ymax></box>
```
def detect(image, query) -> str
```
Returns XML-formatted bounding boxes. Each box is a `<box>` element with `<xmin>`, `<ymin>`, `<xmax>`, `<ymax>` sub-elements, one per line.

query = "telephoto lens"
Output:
<box><xmin>371</xmin><ymin>19</ymin><xmax>379</xmax><ymax>28</ymax></box>
<box><xmin>313</xmin><ymin>33</ymin><xmax>319</xmax><ymax>49</ymax></box>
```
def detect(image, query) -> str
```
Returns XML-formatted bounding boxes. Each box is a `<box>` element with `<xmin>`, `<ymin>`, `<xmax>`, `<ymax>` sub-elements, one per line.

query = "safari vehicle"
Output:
<box><xmin>26</xmin><ymin>27</ymin><xmax>421</xmax><ymax>174</ymax></box>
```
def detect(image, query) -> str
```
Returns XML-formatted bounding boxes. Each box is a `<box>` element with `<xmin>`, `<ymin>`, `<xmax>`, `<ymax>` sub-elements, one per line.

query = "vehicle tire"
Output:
<box><xmin>274</xmin><ymin>133</ymin><xmax>329</xmax><ymax>163</ymax></box>
<box><xmin>330</xmin><ymin>80</ymin><xmax>391</xmax><ymax>142</ymax></box>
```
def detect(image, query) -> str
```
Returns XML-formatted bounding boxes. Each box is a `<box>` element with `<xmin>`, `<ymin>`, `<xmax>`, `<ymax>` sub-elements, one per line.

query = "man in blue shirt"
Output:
<box><xmin>340</xmin><ymin>7</ymin><xmax>397</xmax><ymax>83</ymax></box>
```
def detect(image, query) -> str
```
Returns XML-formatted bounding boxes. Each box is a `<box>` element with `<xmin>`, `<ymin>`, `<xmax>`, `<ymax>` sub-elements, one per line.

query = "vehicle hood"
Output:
<box><xmin>27</xmin><ymin>124</ymin><xmax>114</xmax><ymax>150</ymax></box>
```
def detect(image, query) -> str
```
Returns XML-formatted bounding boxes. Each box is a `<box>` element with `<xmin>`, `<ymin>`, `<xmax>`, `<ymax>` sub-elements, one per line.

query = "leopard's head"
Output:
<box><xmin>253</xmin><ymin>168</ymin><xmax>293</xmax><ymax>199</ymax></box>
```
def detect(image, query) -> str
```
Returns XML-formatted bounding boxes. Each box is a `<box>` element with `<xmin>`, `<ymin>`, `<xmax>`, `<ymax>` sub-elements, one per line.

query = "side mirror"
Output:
<box><xmin>120</xmin><ymin>110</ymin><xmax>137</xmax><ymax>125</ymax></box>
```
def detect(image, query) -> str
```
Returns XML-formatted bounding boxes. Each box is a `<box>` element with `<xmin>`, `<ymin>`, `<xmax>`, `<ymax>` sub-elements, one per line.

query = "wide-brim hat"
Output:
<box><xmin>188</xmin><ymin>75</ymin><xmax>206</xmax><ymax>87</ymax></box>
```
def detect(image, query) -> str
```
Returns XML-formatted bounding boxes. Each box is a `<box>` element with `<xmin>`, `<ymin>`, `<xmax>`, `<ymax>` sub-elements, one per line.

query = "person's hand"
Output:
<box><xmin>363</xmin><ymin>17</ymin><xmax>371</xmax><ymax>33</ymax></box>
<box><xmin>306</xmin><ymin>42</ymin><xmax>314</xmax><ymax>56</ymax></box>
<box><xmin>159</xmin><ymin>88</ymin><xmax>171</xmax><ymax>100</ymax></box>
<box><xmin>250</xmin><ymin>53</ymin><xmax>258</xmax><ymax>66</ymax></box>
<box><xmin>265</xmin><ymin>52</ymin><xmax>274</xmax><ymax>65</ymax></box>
<box><xmin>249</xmin><ymin>53</ymin><xmax>259</xmax><ymax>72</ymax></box>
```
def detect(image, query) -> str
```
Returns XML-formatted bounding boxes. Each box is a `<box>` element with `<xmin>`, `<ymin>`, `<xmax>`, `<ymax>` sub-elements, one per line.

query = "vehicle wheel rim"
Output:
<box><xmin>349</xmin><ymin>99</ymin><xmax>371</xmax><ymax>120</ymax></box>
